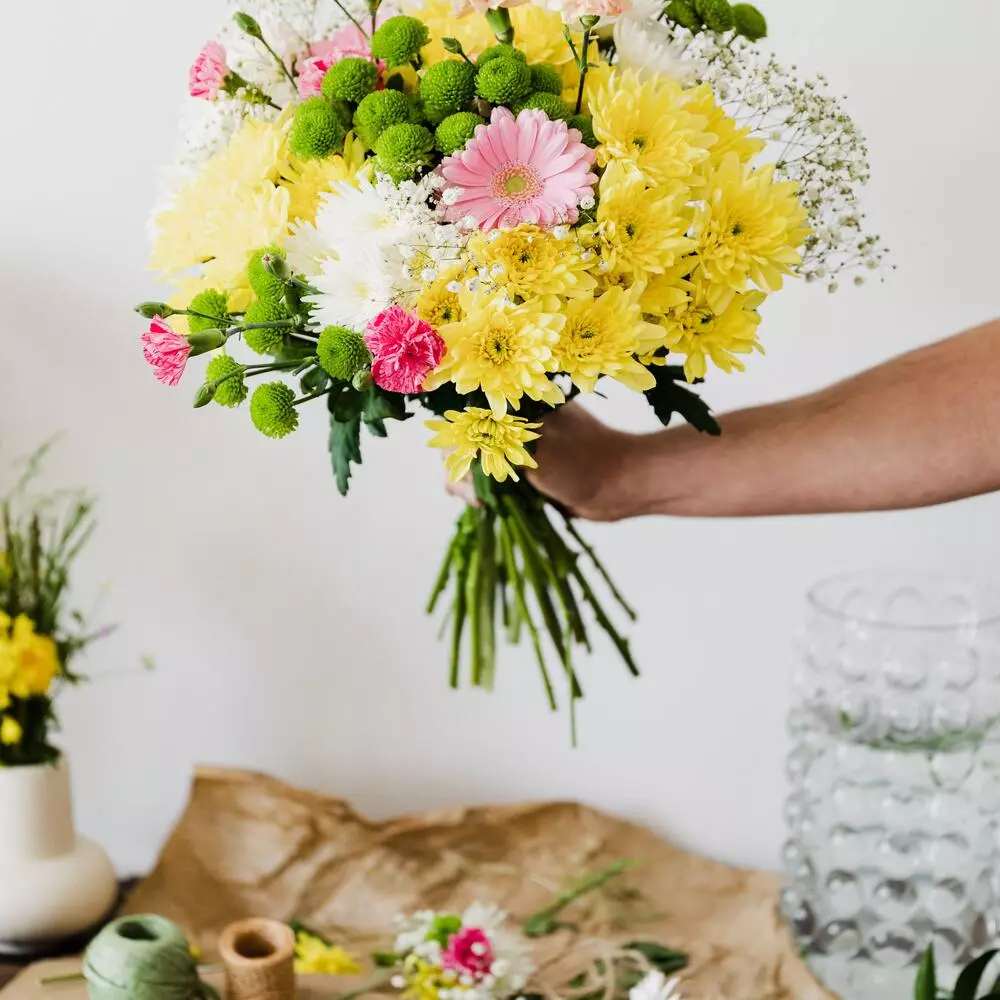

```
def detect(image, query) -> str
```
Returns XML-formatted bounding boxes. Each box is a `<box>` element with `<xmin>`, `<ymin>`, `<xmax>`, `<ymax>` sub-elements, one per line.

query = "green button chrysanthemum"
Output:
<box><xmin>567</xmin><ymin>113</ymin><xmax>598</xmax><ymax>148</ymax></box>
<box><xmin>665</xmin><ymin>0</ymin><xmax>702</xmax><ymax>31</ymax></box>
<box><xmin>512</xmin><ymin>91</ymin><xmax>571</xmax><ymax>121</ymax></box>
<box><xmin>187</xmin><ymin>289</ymin><xmax>228</xmax><ymax>334</ymax></box>
<box><xmin>434</xmin><ymin>111</ymin><xmax>486</xmax><ymax>155</ymax></box>
<box><xmin>354</xmin><ymin>89</ymin><xmax>415</xmax><ymax>148</ymax></box>
<box><xmin>374</xmin><ymin>123</ymin><xmax>435</xmax><ymax>182</ymax></box>
<box><xmin>528</xmin><ymin>63</ymin><xmax>564</xmax><ymax>96</ymax></box>
<box><xmin>322</xmin><ymin>57</ymin><xmax>379</xmax><ymax>103</ymax></box>
<box><xmin>243</xmin><ymin>299</ymin><xmax>289</xmax><ymax>355</ymax></box>
<box><xmin>288</xmin><ymin>97</ymin><xmax>346</xmax><ymax>160</ymax></box>
<box><xmin>475</xmin><ymin>43</ymin><xmax>526</xmax><ymax>68</ymax></box>
<box><xmin>248</xmin><ymin>246</ymin><xmax>287</xmax><ymax>302</ymax></box>
<box><xmin>317</xmin><ymin>326</ymin><xmax>372</xmax><ymax>381</ymax></box>
<box><xmin>475</xmin><ymin>57</ymin><xmax>531</xmax><ymax>106</ymax></box>
<box><xmin>205</xmin><ymin>354</ymin><xmax>247</xmax><ymax>408</ymax></box>
<box><xmin>419</xmin><ymin>60</ymin><xmax>477</xmax><ymax>125</ymax></box>
<box><xmin>732</xmin><ymin>3</ymin><xmax>767</xmax><ymax>39</ymax></box>
<box><xmin>695</xmin><ymin>0</ymin><xmax>734</xmax><ymax>32</ymax></box>
<box><xmin>250</xmin><ymin>382</ymin><xmax>299</xmax><ymax>439</ymax></box>
<box><xmin>370</xmin><ymin>16</ymin><xmax>430</xmax><ymax>68</ymax></box>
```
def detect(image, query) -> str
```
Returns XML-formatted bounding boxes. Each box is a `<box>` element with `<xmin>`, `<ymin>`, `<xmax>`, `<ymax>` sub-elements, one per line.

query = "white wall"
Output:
<box><xmin>1</xmin><ymin>0</ymin><xmax>998</xmax><ymax>878</ymax></box>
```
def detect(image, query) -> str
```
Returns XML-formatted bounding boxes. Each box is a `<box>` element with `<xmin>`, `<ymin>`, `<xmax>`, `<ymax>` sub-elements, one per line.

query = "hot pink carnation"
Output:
<box><xmin>297</xmin><ymin>23</ymin><xmax>387</xmax><ymax>98</ymax></box>
<box><xmin>189</xmin><ymin>41</ymin><xmax>230</xmax><ymax>100</ymax></box>
<box><xmin>142</xmin><ymin>317</ymin><xmax>190</xmax><ymax>387</ymax></box>
<box><xmin>440</xmin><ymin>107</ymin><xmax>597</xmax><ymax>231</ymax></box>
<box><xmin>442</xmin><ymin>928</ymin><xmax>495</xmax><ymax>978</ymax></box>
<box><xmin>364</xmin><ymin>306</ymin><xmax>445</xmax><ymax>395</ymax></box>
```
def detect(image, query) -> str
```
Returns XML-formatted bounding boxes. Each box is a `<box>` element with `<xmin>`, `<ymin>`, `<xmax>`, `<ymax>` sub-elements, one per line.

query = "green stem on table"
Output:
<box><xmin>561</xmin><ymin>513</ymin><xmax>637</xmax><ymax>621</ymax></box>
<box><xmin>522</xmin><ymin>860</ymin><xmax>636</xmax><ymax>937</ymax></box>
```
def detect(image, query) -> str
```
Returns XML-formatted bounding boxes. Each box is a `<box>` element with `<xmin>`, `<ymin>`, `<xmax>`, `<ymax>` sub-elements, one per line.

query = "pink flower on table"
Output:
<box><xmin>364</xmin><ymin>306</ymin><xmax>445</xmax><ymax>395</ymax></box>
<box><xmin>189</xmin><ymin>41</ymin><xmax>230</xmax><ymax>100</ymax></box>
<box><xmin>442</xmin><ymin>928</ymin><xmax>495</xmax><ymax>978</ymax></box>
<box><xmin>439</xmin><ymin>108</ymin><xmax>597</xmax><ymax>231</ymax></box>
<box><xmin>142</xmin><ymin>317</ymin><xmax>190</xmax><ymax>387</ymax></box>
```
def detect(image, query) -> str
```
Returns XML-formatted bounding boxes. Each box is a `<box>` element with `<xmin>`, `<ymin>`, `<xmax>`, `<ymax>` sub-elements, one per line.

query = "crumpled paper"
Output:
<box><xmin>125</xmin><ymin>767</ymin><xmax>832</xmax><ymax>1000</ymax></box>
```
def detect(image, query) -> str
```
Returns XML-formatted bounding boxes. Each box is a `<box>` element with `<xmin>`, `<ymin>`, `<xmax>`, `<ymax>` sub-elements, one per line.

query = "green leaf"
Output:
<box><xmin>953</xmin><ymin>950</ymin><xmax>998</xmax><ymax>1000</ymax></box>
<box><xmin>914</xmin><ymin>945</ymin><xmax>936</xmax><ymax>1000</ymax></box>
<box><xmin>414</xmin><ymin>383</ymin><xmax>488</xmax><ymax>416</ymax></box>
<box><xmin>363</xmin><ymin>386</ymin><xmax>411</xmax><ymax>438</ymax></box>
<box><xmin>372</xmin><ymin>951</ymin><xmax>403</xmax><ymax>968</ymax></box>
<box><xmin>329</xmin><ymin>411</ymin><xmax>363</xmax><ymax>496</ymax></box>
<box><xmin>623</xmin><ymin>941</ymin><xmax>689</xmax><ymax>975</ymax></box>
<box><xmin>643</xmin><ymin>364</ymin><xmax>720</xmax><ymax>435</ymax></box>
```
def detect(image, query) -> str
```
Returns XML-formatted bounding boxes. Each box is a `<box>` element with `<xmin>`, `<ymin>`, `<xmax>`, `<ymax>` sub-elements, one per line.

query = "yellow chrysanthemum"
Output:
<box><xmin>466</xmin><ymin>226</ymin><xmax>597</xmax><ymax>304</ymax></box>
<box><xmin>0</xmin><ymin>715</ymin><xmax>22</xmax><ymax>747</ymax></box>
<box><xmin>657</xmin><ymin>271</ymin><xmax>766</xmax><ymax>381</ymax></box>
<box><xmin>415</xmin><ymin>266</ymin><xmax>467</xmax><ymax>328</ymax></box>
<box><xmin>411</xmin><ymin>0</ymin><xmax>576</xmax><ymax>68</ymax></box>
<box><xmin>555</xmin><ymin>284</ymin><xmax>660</xmax><ymax>393</ymax></box>
<box><xmin>683</xmin><ymin>84</ymin><xmax>766</xmax><ymax>170</ymax></box>
<box><xmin>692</xmin><ymin>151</ymin><xmax>809</xmax><ymax>312</ymax></box>
<box><xmin>594</xmin><ymin>165</ymin><xmax>693</xmax><ymax>278</ymax></box>
<box><xmin>640</xmin><ymin>263</ymin><xmax>692</xmax><ymax>315</ymax></box>
<box><xmin>150</xmin><ymin>118</ymin><xmax>291</xmax><ymax>305</ymax></box>
<box><xmin>591</xmin><ymin>68</ymin><xmax>715</xmax><ymax>186</ymax></box>
<box><xmin>424</xmin><ymin>294</ymin><xmax>565</xmax><ymax>415</ymax></box>
<box><xmin>427</xmin><ymin>408</ymin><xmax>541</xmax><ymax>483</ymax></box>
<box><xmin>6</xmin><ymin>614</ymin><xmax>60</xmax><ymax>699</ymax></box>
<box><xmin>293</xmin><ymin>931</ymin><xmax>362</xmax><ymax>976</ymax></box>
<box><xmin>279</xmin><ymin>134</ymin><xmax>365</xmax><ymax>225</ymax></box>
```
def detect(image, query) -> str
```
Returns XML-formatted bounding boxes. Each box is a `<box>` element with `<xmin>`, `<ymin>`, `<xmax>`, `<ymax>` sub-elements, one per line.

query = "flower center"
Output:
<box><xmin>631</xmin><ymin>135</ymin><xmax>647</xmax><ymax>151</ymax></box>
<box><xmin>491</xmin><ymin>163</ymin><xmax>542</xmax><ymax>205</ymax></box>
<box><xmin>685</xmin><ymin>308</ymin><xmax>714</xmax><ymax>335</ymax></box>
<box><xmin>480</xmin><ymin>325</ymin><xmax>515</xmax><ymax>365</ymax></box>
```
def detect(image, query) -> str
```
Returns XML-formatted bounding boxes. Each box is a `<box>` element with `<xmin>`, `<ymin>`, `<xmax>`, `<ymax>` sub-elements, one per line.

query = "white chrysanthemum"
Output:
<box><xmin>309</xmin><ymin>239</ymin><xmax>398</xmax><ymax>329</ymax></box>
<box><xmin>317</xmin><ymin>179</ymin><xmax>410</xmax><ymax>252</ymax></box>
<box><xmin>613</xmin><ymin>0</ymin><xmax>704</xmax><ymax>83</ymax></box>
<box><xmin>285</xmin><ymin>218</ymin><xmax>333</xmax><ymax>276</ymax></box>
<box><xmin>393</xmin><ymin>910</ymin><xmax>438</xmax><ymax>955</ymax></box>
<box><xmin>629</xmin><ymin>971</ymin><xmax>683</xmax><ymax>1000</ymax></box>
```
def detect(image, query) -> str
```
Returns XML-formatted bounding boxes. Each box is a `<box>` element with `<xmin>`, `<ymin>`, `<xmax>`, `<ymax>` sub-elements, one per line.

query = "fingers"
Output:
<box><xmin>445</xmin><ymin>471</ymin><xmax>479</xmax><ymax>506</ymax></box>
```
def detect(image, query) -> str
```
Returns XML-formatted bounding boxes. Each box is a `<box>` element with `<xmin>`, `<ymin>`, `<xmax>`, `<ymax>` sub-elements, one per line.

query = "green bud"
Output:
<box><xmin>136</xmin><ymin>302</ymin><xmax>175</xmax><ymax>319</ymax></box>
<box><xmin>352</xmin><ymin>369</ymin><xmax>374</xmax><ymax>392</ymax></box>
<box><xmin>301</xmin><ymin>366</ymin><xmax>331</xmax><ymax>394</ymax></box>
<box><xmin>694</xmin><ymin>0</ymin><xmax>734</xmax><ymax>32</ymax></box>
<box><xmin>233</xmin><ymin>12</ymin><xmax>263</xmax><ymax>38</ymax></box>
<box><xmin>193</xmin><ymin>384</ymin><xmax>216</xmax><ymax>408</ymax></box>
<box><xmin>580</xmin><ymin>14</ymin><xmax>600</xmax><ymax>27</ymax></box>
<box><xmin>186</xmin><ymin>329</ymin><xmax>227</xmax><ymax>357</ymax></box>
<box><xmin>732</xmin><ymin>3</ymin><xmax>766</xmax><ymax>39</ymax></box>
<box><xmin>665</xmin><ymin>0</ymin><xmax>702</xmax><ymax>31</ymax></box>
<box><xmin>261</xmin><ymin>251</ymin><xmax>291</xmax><ymax>283</ymax></box>
<box><xmin>442</xmin><ymin>37</ymin><xmax>463</xmax><ymax>54</ymax></box>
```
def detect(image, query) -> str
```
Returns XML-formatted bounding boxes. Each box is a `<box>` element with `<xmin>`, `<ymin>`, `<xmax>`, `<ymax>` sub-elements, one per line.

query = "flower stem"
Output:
<box><xmin>485</xmin><ymin>7</ymin><xmax>514</xmax><ymax>44</ymax></box>
<box><xmin>257</xmin><ymin>34</ymin><xmax>298</xmax><ymax>91</ymax></box>
<box><xmin>332</xmin><ymin>0</ymin><xmax>370</xmax><ymax>38</ymax></box>
<box><xmin>575</xmin><ymin>18</ymin><xmax>598</xmax><ymax>115</ymax></box>
<box><xmin>560</xmin><ymin>513</ymin><xmax>637</xmax><ymax>621</ymax></box>
<box><xmin>293</xmin><ymin>387</ymin><xmax>333</xmax><ymax>406</ymax></box>
<box><xmin>522</xmin><ymin>859</ymin><xmax>635</xmax><ymax>937</ymax></box>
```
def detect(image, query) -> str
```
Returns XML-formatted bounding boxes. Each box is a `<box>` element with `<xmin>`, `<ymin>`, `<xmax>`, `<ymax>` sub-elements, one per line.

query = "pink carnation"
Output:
<box><xmin>189</xmin><ymin>41</ymin><xmax>230</xmax><ymax>101</ymax></box>
<box><xmin>442</xmin><ymin>928</ymin><xmax>495</xmax><ymax>978</ymax></box>
<box><xmin>142</xmin><ymin>317</ymin><xmax>190</xmax><ymax>387</ymax></box>
<box><xmin>440</xmin><ymin>107</ymin><xmax>597</xmax><ymax>231</ymax></box>
<box><xmin>539</xmin><ymin>0</ymin><xmax>631</xmax><ymax>18</ymax></box>
<box><xmin>364</xmin><ymin>306</ymin><xmax>445</xmax><ymax>395</ymax></box>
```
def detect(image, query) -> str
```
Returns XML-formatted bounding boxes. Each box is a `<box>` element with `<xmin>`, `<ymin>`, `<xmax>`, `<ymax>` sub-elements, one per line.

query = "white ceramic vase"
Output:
<box><xmin>0</xmin><ymin>756</ymin><xmax>118</xmax><ymax>944</ymax></box>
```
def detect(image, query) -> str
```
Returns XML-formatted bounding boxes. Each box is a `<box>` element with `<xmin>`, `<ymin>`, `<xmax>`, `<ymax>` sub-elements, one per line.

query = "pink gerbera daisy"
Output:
<box><xmin>440</xmin><ymin>108</ymin><xmax>597</xmax><ymax>231</ymax></box>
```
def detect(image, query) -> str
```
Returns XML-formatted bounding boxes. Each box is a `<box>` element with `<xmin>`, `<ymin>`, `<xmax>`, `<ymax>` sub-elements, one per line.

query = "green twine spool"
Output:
<box><xmin>83</xmin><ymin>915</ymin><xmax>219</xmax><ymax>1000</ymax></box>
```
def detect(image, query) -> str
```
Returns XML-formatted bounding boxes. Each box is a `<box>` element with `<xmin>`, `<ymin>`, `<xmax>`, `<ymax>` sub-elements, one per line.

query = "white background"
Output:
<box><xmin>1</xmin><ymin>0</ymin><xmax>998</xmax><ymax>877</ymax></box>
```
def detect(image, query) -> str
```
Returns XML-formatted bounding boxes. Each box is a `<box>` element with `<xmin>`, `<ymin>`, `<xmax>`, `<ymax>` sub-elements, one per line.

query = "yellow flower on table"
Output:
<box><xmin>692</xmin><ymin>151</ymin><xmax>809</xmax><ymax>312</ymax></box>
<box><xmin>427</xmin><ymin>408</ymin><xmax>541</xmax><ymax>483</ymax></box>
<box><xmin>293</xmin><ymin>930</ymin><xmax>362</xmax><ymax>976</ymax></box>
<box><xmin>0</xmin><ymin>715</ymin><xmax>22</xmax><ymax>747</ymax></box>
<box><xmin>424</xmin><ymin>294</ymin><xmax>565</xmax><ymax>416</ymax></box>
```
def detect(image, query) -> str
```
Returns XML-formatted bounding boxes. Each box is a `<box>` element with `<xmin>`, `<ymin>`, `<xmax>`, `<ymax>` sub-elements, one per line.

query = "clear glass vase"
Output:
<box><xmin>782</xmin><ymin>571</ymin><xmax>1000</xmax><ymax>998</ymax></box>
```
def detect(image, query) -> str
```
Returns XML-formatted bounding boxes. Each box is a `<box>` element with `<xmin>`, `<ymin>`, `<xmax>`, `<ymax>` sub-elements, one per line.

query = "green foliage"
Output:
<box><xmin>731</xmin><ymin>2</ymin><xmax>767</xmax><ymax>39</ymax></box>
<box><xmin>512</xmin><ymin>91</ymin><xmax>571</xmax><ymax>121</ymax></box>
<box><xmin>187</xmin><ymin>290</ymin><xmax>228</xmax><ymax>334</ymax></box>
<box><xmin>322</xmin><ymin>56</ymin><xmax>379</xmax><ymax>103</ymax></box>
<box><xmin>248</xmin><ymin>246</ymin><xmax>287</xmax><ymax>301</ymax></box>
<box><xmin>363</xmin><ymin>385</ymin><xmax>411</xmax><ymax>437</ymax></box>
<box><xmin>528</xmin><ymin>63</ymin><xmax>564</xmax><ymax>96</ymax></box>
<box><xmin>205</xmin><ymin>355</ymin><xmax>247</xmax><ymax>408</ymax></box>
<box><xmin>374</xmin><ymin>123</ymin><xmax>436</xmax><ymax>182</ymax></box>
<box><xmin>328</xmin><ymin>387</ymin><xmax>364</xmax><ymax>495</ymax></box>
<box><xmin>476</xmin><ymin>43</ymin><xmax>526</xmax><ymax>67</ymax></box>
<box><xmin>567</xmin><ymin>114</ymin><xmax>598</xmax><ymax>148</ymax></box>
<box><xmin>644</xmin><ymin>364</ymin><xmax>721</xmax><ymax>435</ymax></box>
<box><xmin>354</xmin><ymin>89</ymin><xmax>415</xmax><ymax>148</ymax></box>
<box><xmin>288</xmin><ymin>97</ymin><xmax>346</xmax><ymax>160</ymax></box>
<box><xmin>419</xmin><ymin>60</ymin><xmax>477</xmax><ymax>124</ymax></box>
<box><xmin>243</xmin><ymin>299</ymin><xmax>290</xmax><ymax>355</ymax></box>
<box><xmin>317</xmin><ymin>326</ymin><xmax>371</xmax><ymax>381</ymax></box>
<box><xmin>694</xmin><ymin>0</ymin><xmax>734</xmax><ymax>31</ymax></box>
<box><xmin>434</xmin><ymin>112</ymin><xmax>486</xmax><ymax>155</ymax></box>
<box><xmin>665</xmin><ymin>0</ymin><xmax>702</xmax><ymax>31</ymax></box>
<box><xmin>250</xmin><ymin>382</ymin><xmax>299</xmax><ymax>439</ymax></box>
<box><xmin>475</xmin><ymin>57</ymin><xmax>531</xmax><ymax>105</ymax></box>
<box><xmin>426</xmin><ymin>915</ymin><xmax>462</xmax><ymax>948</ymax></box>
<box><xmin>917</xmin><ymin>945</ymin><xmax>1000</xmax><ymax>1000</ymax></box>
<box><xmin>370</xmin><ymin>16</ymin><xmax>430</xmax><ymax>68</ymax></box>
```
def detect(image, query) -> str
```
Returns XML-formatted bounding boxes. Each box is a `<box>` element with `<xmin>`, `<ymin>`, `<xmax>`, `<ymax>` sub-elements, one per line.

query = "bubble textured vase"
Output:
<box><xmin>783</xmin><ymin>572</ymin><xmax>1000</xmax><ymax>999</ymax></box>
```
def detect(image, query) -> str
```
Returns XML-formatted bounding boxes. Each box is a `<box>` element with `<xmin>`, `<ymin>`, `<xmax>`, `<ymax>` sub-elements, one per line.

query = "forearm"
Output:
<box><xmin>622</xmin><ymin>319</ymin><xmax>1000</xmax><ymax>518</ymax></box>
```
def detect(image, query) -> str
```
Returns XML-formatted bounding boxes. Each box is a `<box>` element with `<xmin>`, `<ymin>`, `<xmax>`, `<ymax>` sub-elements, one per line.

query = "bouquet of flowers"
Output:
<box><xmin>138</xmin><ymin>0</ymin><xmax>885</xmax><ymax>727</ymax></box>
<box><xmin>0</xmin><ymin>448</ymin><xmax>112</xmax><ymax>766</ymax></box>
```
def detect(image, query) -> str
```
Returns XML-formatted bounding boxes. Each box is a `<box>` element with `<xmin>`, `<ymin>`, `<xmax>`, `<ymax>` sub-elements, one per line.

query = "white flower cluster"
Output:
<box><xmin>691</xmin><ymin>34</ymin><xmax>890</xmax><ymax>292</ymax></box>
<box><xmin>611</xmin><ymin>0</ymin><xmax>705</xmax><ymax>83</ymax></box>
